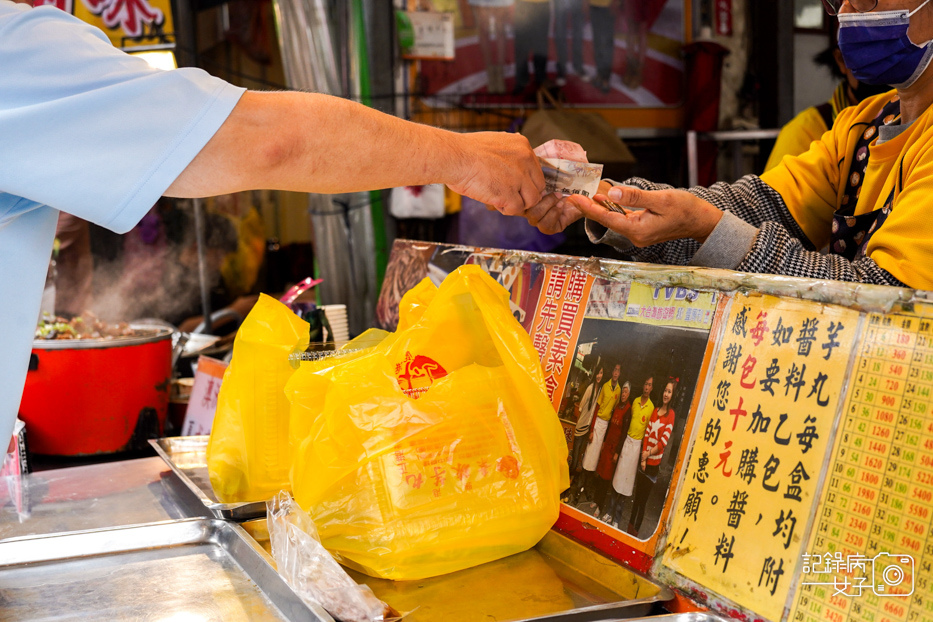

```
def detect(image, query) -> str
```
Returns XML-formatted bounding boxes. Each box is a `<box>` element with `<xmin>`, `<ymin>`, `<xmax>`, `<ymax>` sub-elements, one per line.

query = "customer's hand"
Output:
<box><xmin>448</xmin><ymin>132</ymin><xmax>545</xmax><ymax>216</ymax></box>
<box><xmin>567</xmin><ymin>184</ymin><xmax>723</xmax><ymax>246</ymax></box>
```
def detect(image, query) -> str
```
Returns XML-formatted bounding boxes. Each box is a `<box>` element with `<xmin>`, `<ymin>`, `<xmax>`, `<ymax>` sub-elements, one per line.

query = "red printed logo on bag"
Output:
<box><xmin>396</xmin><ymin>351</ymin><xmax>447</xmax><ymax>399</ymax></box>
<box><xmin>496</xmin><ymin>455</ymin><xmax>520</xmax><ymax>479</ymax></box>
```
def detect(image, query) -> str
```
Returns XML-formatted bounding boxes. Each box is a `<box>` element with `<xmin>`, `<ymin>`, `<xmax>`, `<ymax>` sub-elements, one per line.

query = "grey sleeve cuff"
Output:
<box><xmin>583</xmin><ymin>178</ymin><xmax>636</xmax><ymax>252</ymax></box>
<box><xmin>585</xmin><ymin>218</ymin><xmax>634</xmax><ymax>252</ymax></box>
<box><xmin>689</xmin><ymin>211</ymin><xmax>758</xmax><ymax>269</ymax></box>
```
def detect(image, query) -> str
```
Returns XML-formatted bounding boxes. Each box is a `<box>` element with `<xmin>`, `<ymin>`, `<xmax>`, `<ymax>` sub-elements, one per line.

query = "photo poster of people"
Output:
<box><xmin>557</xmin><ymin>278</ymin><xmax>721</xmax><ymax>558</ymax></box>
<box><xmin>417</xmin><ymin>0</ymin><xmax>685</xmax><ymax>107</ymax></box>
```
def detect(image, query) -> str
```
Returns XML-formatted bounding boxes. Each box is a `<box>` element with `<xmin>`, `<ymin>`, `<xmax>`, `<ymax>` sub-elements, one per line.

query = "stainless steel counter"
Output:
<box><xmin>0</xmin><ymin>455</ymin><xmax>697</xmax><ymax>622</ymax></box>
<box><xmin>0</xmin><ymin>459</ymin><xmax>328</xmax><ymax>621</ymax></box>
<box><xmin>0</xmin><ymin>456</ymin><xmax>210</xmax><ymax>541</ymax></box>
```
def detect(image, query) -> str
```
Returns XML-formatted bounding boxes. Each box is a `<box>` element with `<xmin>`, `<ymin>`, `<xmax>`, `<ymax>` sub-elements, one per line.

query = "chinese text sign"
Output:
<box><xmin>663</xmin><ymin>294</ymin><xmax>859</xmax><ymax>621</ymax></box>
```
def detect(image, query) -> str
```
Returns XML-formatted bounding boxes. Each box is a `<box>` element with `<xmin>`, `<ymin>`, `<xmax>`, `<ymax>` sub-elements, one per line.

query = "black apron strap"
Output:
<box><xmin>815</xmin><ymin>102</ymin><xmax>834</xmax><ymax>131</ymax></box>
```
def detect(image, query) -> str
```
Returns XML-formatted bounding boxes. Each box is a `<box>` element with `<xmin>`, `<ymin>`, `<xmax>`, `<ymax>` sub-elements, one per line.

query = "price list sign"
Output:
<box><xmin>663</xmin><ymin>293</ymin><xmax>859</xmax><ymax>621</ymax></box>
<box><xmin>789</xmin><ymin>308</ymin><xmax>933</xmax><ymax>622</ymax></box>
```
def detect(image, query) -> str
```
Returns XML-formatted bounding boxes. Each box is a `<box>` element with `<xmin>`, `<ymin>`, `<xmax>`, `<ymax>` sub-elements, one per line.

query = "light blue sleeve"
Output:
<box><xmin>0</xmin><ymin>1</ymin><xmax>246</xmax><ymax>447</ymax></box>
<box><xmin>0</xmin><ymin>2</ymin><xmax>246</xmax><ymax>233</ymax></box>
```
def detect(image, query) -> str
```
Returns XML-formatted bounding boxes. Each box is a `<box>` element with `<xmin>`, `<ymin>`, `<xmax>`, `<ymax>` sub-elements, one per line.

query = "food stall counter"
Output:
<box><xmin>0</xmin><ymin>456</ymin><xmax>210</xmax><ymax>541</ymax></box>
<box><xmin>0</xmin><ymin>452</ymin><xmax>678</xmax><ymax>622</ymax></box>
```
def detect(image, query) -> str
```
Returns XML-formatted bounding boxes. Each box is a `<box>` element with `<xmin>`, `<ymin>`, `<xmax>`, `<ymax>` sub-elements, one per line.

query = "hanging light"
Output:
<box><xmin>127</xmin><ymin>44</ymin><xmax>177</xmax><ymax>70</ymax></box>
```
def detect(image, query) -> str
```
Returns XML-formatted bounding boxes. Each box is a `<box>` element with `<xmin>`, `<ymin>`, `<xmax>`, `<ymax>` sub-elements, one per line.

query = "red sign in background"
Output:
<box><xmin>715</xmin><ymin>0</ymin><xmax>733</xmax><ymax>37</ymax></box>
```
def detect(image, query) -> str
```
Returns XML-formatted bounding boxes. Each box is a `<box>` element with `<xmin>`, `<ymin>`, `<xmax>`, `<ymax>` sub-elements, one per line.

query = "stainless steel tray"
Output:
<box><xmin>149</xmin><ymin>436</ymin><xmax>266</xmax><ymax>521</ymax></box>
<box><xmin>242</xmin><ymin>519</ymin><xmax>676</xmax><ymax>622</ymax></box>
<box><xmin>0</xmin><ymin>518</ymin><xmax>331</xmax><ymax>621</ymax></box>
<box><xmin>0</xmin><ymin>456</ymin><xmax>212</xmax><ymax>542</ymax></box>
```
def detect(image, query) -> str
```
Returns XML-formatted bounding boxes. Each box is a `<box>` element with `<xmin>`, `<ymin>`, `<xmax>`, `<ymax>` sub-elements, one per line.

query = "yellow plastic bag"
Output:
<box><xmin>288</xmin><ymin>265</ymin><xmax>569</xmax><ymax>580</ymax></box>
<box><xmin>394</xmin><ymin>277</ymin><xmax>436</xmax><ymax>331</ymax></box>
<box><xmin>286</xmin><ymin>328</ymin><xmax>391</xmax><ymax>460</ymax></box>
<box><xmin>285</xmin><ymin>282</ymin><xmax>430</xmax><ymax>480</ymax></box>
<box><xmin>207</xmin><ymin>293</ymin><xmax>309</xmax><ymax>503</ymax></box>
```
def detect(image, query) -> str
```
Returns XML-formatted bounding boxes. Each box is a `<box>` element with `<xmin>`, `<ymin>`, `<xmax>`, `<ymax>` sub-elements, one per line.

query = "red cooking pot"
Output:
<box><xmin>19</xmin><ymin>324</ymin><xmax>173</xmax><ymax>456</ymax></box>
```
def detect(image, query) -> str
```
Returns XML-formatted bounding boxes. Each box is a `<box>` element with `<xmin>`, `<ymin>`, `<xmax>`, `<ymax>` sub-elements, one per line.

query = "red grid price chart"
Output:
<box><xmin>790</xmin><ymin>308</ymin><xmax>933</xmax><ymax>622</ymax></box>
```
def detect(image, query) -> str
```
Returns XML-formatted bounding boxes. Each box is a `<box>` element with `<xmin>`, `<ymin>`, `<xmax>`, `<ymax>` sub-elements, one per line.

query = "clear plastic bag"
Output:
<box><xmin>268</xmin><ymin>492</ymin><xmax>400</xmax><ymax>622</ymax></box>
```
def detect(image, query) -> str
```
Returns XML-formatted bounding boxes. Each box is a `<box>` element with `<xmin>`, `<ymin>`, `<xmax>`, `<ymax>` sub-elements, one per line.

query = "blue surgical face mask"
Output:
<box><xmin>838</xmin><ymin>0</ymin><xmax>933</xmax><ymax>89</ymax></box>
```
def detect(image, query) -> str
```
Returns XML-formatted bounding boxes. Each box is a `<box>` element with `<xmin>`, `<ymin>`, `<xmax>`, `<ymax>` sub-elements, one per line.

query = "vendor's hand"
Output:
<box><xmin>568</xmin><ymin>185</ymin><xmax>723</xmax><ymax>246</ymax></box>
<box><xmin>448</xmin><ymin>132</ymin><xmax>545</xmax><ymax>216</ymax></box>
<box><xmin>640</xmin><ymin>458</ymin><xmax>647</xmax><ymax>470</ymax></box>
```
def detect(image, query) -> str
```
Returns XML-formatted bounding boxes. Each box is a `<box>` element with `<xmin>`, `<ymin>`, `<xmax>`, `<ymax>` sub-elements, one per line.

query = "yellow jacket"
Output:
<box><xmin>628</xmin><ymin>396</ymin><xmax>655</xmax><ymax>440</ymax></box>
<box><xmin>761</xmin><ymin>89</ymin><xmax>933</xmax><ymax>289</ymax></box>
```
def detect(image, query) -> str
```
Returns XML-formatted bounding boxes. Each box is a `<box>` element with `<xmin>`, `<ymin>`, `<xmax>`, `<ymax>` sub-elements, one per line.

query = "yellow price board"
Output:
<box><xmin>663</xmin><ymin>293</ymin><xmax>859</xmax><ymax>621</ymax></box>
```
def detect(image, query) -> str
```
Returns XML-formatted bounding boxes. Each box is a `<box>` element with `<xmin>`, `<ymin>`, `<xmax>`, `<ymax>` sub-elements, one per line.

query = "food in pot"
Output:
<box><xmin>35</xmin><ymin>312</ymin><xmax>156</xmax><ymax>340</ymax></box>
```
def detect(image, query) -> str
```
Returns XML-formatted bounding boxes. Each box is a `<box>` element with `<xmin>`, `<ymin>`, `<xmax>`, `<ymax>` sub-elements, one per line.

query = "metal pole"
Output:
<box><xmin>687</xmin><ymin>130</ymin><xmax>699</xmax><ymax>188</ymax></box>
<box><xmin>777</xmin><ymin>2</ymin><xmax>795</xmax><ymax>126</ymax></box>
<box><xmin>732</xmin><ymin>140</ymin><xmax>742</xmax><ymax>183</ymax></box>
<box><xmin>192</xmin><ymin>198</ymin><xmax>212</xmax><ymax>334</ymax></box>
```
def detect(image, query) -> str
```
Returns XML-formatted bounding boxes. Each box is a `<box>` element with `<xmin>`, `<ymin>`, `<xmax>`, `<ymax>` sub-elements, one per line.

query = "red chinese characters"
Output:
<box><xmin>81</xmin><ymin>0</ymin><xmax>164</xmax><ymax>39</ymax></box>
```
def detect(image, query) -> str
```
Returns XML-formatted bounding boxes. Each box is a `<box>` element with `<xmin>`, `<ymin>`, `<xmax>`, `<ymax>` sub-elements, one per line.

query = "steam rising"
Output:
<box><xmin>75</xmin><ymin>201</ymin><xmax>236</xmax><ymax>326</ymax></box>
<box><xmin>88</xmin><ymin>250</ymin><xmax>217</xmax><ymax>325</ymax></box>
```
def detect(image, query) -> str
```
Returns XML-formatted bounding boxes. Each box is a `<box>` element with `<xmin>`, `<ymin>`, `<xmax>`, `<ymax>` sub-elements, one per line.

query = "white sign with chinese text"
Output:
<box><xmin>398</xmin><ymin>11</ymin><xmax>454</xmax><ymax>60</ymax></box>
<box><xmin>181</xmin><ymin>356</ymin><xmax>228</xmax><ymax>437</ymax></box>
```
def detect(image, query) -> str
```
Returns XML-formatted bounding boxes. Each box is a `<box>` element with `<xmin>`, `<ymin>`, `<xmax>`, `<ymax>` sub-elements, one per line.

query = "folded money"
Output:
<box><xmin>539</xmin><ymin>158</ymin><xmax>603</xmax><ymax>200</ymax></box>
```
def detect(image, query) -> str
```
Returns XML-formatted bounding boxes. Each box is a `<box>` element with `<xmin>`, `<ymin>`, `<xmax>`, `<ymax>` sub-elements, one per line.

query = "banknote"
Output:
<box><xmin>539</xmin><ymin>158</ymin><xmax>604</xmax><ymax>200</ymax></box>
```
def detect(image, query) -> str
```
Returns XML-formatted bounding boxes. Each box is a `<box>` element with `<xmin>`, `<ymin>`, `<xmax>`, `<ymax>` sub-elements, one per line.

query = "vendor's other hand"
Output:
<box><xmin>568</xmin><ymin>185</ymin><xmax>723</xmax><ymax>246</ymax></box>
<box><xmin>449</xmin><ymin>132</ymin><xmax>545</xmax><ymax>216</ymax></box>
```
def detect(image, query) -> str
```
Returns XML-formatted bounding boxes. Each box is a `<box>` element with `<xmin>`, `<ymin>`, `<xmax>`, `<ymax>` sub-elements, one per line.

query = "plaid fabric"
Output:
<box><xmin>608</xmin><ymin>175</ymin><xmax>907</xmax><ymax>288</ymax></box>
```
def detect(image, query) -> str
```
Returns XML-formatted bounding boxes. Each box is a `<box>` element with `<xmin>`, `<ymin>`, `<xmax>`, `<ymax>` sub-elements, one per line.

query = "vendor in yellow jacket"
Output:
<box><xmin>524</xmin><ymin>0</ymin><xmax>933</xmax><ymax>292</ymax></box>
<box><xmin>764</xmin><ymin>20</ymin><xmax>892</xmax><ymax>172</ymax></box>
